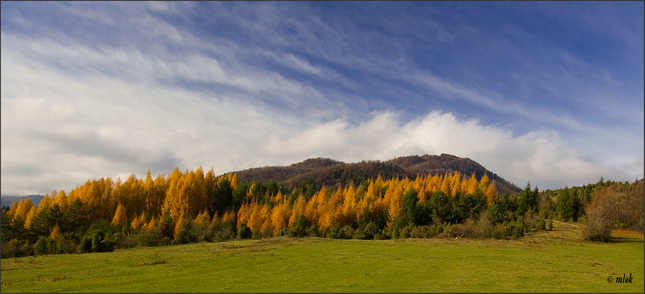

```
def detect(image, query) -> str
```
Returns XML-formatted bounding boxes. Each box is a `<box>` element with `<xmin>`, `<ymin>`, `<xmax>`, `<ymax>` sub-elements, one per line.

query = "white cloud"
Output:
<box><xmin>1</xmin><ymin>2</ymin><xmax>641</xmax><ymax>196</ymax></box>
<box><xmin>260</xmin><ymin>111</ymin><xmax>641</xmax><ymax>190</ymax></box>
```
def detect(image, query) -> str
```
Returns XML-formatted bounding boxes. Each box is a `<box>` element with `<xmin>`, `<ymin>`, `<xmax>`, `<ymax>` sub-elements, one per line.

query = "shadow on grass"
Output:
<box><xmin>607</xmin><ymin>236</ymin><xmax>644</xmax><ymax>243</ymax></box>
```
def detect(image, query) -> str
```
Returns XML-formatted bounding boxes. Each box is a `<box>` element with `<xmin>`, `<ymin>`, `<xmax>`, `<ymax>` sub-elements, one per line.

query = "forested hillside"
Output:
<box><xmin>1</xmin><ymin>155</ymin><xmax>642</xmax><ymax>259</ymax></box>
<box><xmin>234</xmin><ymin>154</ymin><xmax>521</xmax><ymax>194</ymax></box>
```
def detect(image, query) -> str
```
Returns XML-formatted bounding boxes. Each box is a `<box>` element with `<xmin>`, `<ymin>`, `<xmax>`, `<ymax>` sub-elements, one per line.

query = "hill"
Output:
<box><xmin>233</xmin><ymin>154</ymin><xmax>521</xmax><ymax>194</ymax></box>
<box><xmin>0</xmin><ymin>195</ymin><xmax>45</xmax><ymax>209</ymax></box>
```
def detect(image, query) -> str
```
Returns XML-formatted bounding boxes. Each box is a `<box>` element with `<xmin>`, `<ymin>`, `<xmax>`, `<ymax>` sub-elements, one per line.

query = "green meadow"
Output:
<box><xmin>1</xmin><ymin>222</ymin><xmax>642</xmax><ymax>293</ymax></box>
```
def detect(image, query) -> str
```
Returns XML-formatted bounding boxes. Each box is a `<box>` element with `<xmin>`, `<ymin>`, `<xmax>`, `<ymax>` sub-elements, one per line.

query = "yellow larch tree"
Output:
<box><xmin>174</xmin><ymin>215</ymin><xmax>186</xmax><ymax>238</ymax></box>
<box><xmin>237</xmin><ymin>203</ymin><xmax>253</xmax><ymax>228</ymax></box>
<box><xmin>289</xmin><ymin>195</ymin><xmax>307</xmax><ymax>228</ymax></box>
<box><xmin>228</xmin><ymin>173</ymin><xmax>239</xmax><ymax>190</ymax></box>
<box><xmin>37</xmin><ymin>193</ymin><xmax>55</xmax><ymax>214</ymax></box>
<box><xmin>24</xmin><ymin>205</ymin><xmax>37</xmax><ymax>229</ymax></box>
<box><xmin>341</xmin><ymin>185</ymin><xmax>357</xmax><ymax>227</ymax></box>
<box><xmin>112</xmin><ymin>203</ymin><xmax>127</xmax><ymax>225</ymax></box>
<box><xmin>259</xmin><ymin>205</ymin><xmax>273</xmax><ymax>235</ymax></box>
<box><xmin>305</xmin><ymin>187</ymin><xmax>327</xmax><ymax>226</ymax></box>
<box><xmin>464</xmin><ymin>173</ymin><xmax>478</xmax><ymax>195</ymax></box>
<box><xmin>271</xmin><ymin>199</ymin><xmax>290</xmax><ymax>234</ymax></box>
<box><xmin>248</xmin><ymin>202</ymin><xmax>264</xmax><ymax>232</ymax></box>
<box><xmin>131</xmin><ymin>213</ymin><xmax>146</xmax><ymax>230</ymax></box>
<box><xmin>146</xmin><ymin>216</ymin><xmax>157</xmax><ymax>230</ymax></box>
<box><xmin>440</xmin><ymin>174</ymin><xmax>452</xmax><ymax>196</ymax></box>
<box><xmin>50</xmin><ymin>225</ymin><xmax>61</xmax><ymax>239</ymax></box>
<box><xmin>194</xmin><ymin>210</ymin><xmax>211</xmax><ymax>226</ymax></box>
<box><xmin>450</xmin><ymin>172</ymin><xmax>462</xmax><ymax>197</ymax></box>
<box><xmin>484</xmin><ymin>181</ymin><xmax>499</xmax><ymax>204</ymax></box>
<box><xmin>54</xmin><ymin>190</ymin><xmax>69</xmax><ymax>215</ymax></box>
<box><xmin>222</xmin><ymin>210</ymin><xmax>236</xmax><ymax>224</ymax></box>
<box><xmin>13</xmin><ymin>199</ymin><xmax>35</xmax><ymax>221</ymax></box>
<box><xmin>478</xmin><ymin>173</ymin><xmax>490</xmax><ymax>191</ymax></box>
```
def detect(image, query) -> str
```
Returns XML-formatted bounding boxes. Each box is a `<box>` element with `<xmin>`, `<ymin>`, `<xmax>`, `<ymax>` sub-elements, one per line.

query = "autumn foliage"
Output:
<box><xmin>5</xmin><ymin>162</ymin><xmax>639</xmax><ymax>258</ymax></box>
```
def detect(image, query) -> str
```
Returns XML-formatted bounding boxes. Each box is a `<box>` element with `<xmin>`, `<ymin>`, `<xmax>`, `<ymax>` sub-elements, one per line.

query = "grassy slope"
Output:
<box><xmin>1</xmin><ymin>222</ymin><xmax>642</xmax><ymax>293</ymax></box>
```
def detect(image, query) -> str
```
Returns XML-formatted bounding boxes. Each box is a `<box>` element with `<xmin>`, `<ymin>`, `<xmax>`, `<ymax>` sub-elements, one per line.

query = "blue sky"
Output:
<box><xmin>1</xmin><ymin>2</ymin><xmax>643</xmax><ymax>195</ymax></box>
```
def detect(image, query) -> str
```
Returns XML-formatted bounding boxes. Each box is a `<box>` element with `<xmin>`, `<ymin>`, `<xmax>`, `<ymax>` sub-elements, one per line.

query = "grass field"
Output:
<box><xmin>1</xmin><ymin>221</ymin><xmax>642</xmax><ymax>293</ymax></box>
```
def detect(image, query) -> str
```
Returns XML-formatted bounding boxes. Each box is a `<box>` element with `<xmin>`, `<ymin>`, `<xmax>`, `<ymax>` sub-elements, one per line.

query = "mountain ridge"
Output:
<box><xmin>233</xmin><ymin>154</ymin><xmax>522</xmax><ymax>194</ymax></box>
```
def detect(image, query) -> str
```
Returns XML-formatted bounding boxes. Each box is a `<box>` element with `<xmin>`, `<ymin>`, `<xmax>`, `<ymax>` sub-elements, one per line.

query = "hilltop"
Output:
<box><xmin>232</xmin><ymin>153</ymin><xmax>521</xmax><ymax>194</ymax></box>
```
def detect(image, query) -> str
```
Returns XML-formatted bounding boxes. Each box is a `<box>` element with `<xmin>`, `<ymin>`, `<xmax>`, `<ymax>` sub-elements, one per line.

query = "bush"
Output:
<box><xmin>474</xmin><ymin>211</ymin><xmax>494</xmax><ymax>238</ymax></box>
<box><xmin>306</xmin><ymin>225</ymin><xmax>319</xmax><ymax>237</ymax></box>
<box><xmin>511</xmin><ymin>221</ymin><xmax>526</xmax><ymax>238</ymax></box>
<box><xmin>492</xmin><ymin>224</ymin><xmax>509</xmax><ymax>239</ymax></box>
<box><xmin>583</xmin><ymin>186</ymin><xmax>616</xmax><ymax>241</ymax></box>
<box><xmin>410</xmin><ymin>226</ymin><xmax>424</xmax><ymax>238</ymax></box>
<box><xmin>535</xmin><ymin>218</ymin><xmax>545</xmax><ymax>231</ymax></box>
<box><xmin>80</xmin><ymin>235</ymin><xmax>93</xmax><ymax>253</ymax></box>
<box><xmin>287</xmin><ymin>214</ymin><xmax>307</xmax><ymax>237</ymax></box>
<box><xmin>326</xmin><ymin>226</ymin><xmax>342</xmax><ymax>239</ymax></box>
<box><xmin>1</xmin><ymin>239</ymin><xmax>32</xmax><ymax>258</ymax></box>
<box><xmin>353</xmin><ymin>223</ymin><xmax>378</xmax><ymax>240</ymax></box>
<box><xmin>584</xmin><ymin>219</ymin><xmax>611</xmax><ymax>242</ymax></box>
<box><xmin>399</xmin><ymin>226</ymin><xmax>411</xmax><ymax>239</ymax></box>
<box><xmin>449</xmin><ymin>221</ymin><xmax>477</xmax><ymax>239</ymax></box>
<box><xmin>173</xmin><ymin>229</ymin><xmax>192</xmax><ymax>245</ymax></box>
<box><xmin>160</xmin><ymin>237</ymin><xmax>171</xmax><ymax>246</ymax></box>
<box><xmin>46</xmin><ymin>238</ymin><xmax>62</xmax><ymax>255</ymax></box>
<box><xmin>341</xmin><ymin>225</ymin><xmax>354</xmax><ymax>239</ymax></box>
<box><xmin>426</xmin><ymin>225</ymin><xmax>443</xmax><ymax>238</ymax></box>
<box><xmin>91</xmin><ymin>231</ymin><xmax>105</xmax><ymax>252</ymax></box>
<box><xmin>136</xmin><ymin>229</ymin><xmax>163</xmax><ymax>247</ymax></box>
<box><xmin>237</xmin><ymin>223</ymin><xmax>252</xmax><ymax>240</ymax></box>
<box><xmin>58</xmin><ymin>238</ymin><xmax>79</xmax><ymax>254</ymax></box>
<box><xmin>34</xmin><ymin>237</ymin><xmax>49</xmax><ymax>256</ymax></box>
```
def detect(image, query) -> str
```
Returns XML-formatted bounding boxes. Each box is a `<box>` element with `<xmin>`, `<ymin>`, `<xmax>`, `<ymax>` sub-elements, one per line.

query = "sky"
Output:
<box><xmin>1</xmin><ymin>2</ymin><xmax>643</xmax><ymax>195</ymax></box>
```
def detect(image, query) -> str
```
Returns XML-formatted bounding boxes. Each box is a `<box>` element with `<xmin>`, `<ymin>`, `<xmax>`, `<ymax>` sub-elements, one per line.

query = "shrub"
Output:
<box><xmin>287</xmin><ymin>214</ymin><xmax>307</xmax><ymax>237</ymax></box>
<box><xmin>34</xmin><ymin>237</ymin><xmax>49</xmax><ymax>256</ymax></box>
<box><xmin>326</xmin><ymin>226</ymin><xmax>341</xmax><ymax>239</ymax></box>
<box><xmin>426</xmin><ymin>225</ymin><xmax>443</xmax><ymax>238</ymax></box>
<box><xmin>399</xmin><ymin>226</ymin><xmax>411</xmax><ymax>239</ymax></box>
<box><xmin>474</xmin><ymin>211</ymin><xmax>494</xmax><ymax>238</ymax></box>
<box><xmin>80</xmin><ymin>235</ymin><xmax>93</xmax><ymax>253</ymax></box>
<box><xmin>492</xmin><ymin>224</ymin><xmax>509</xmax><ymax>239</ymax></box>
<box><xmin>511</xmin><ymin>221</ymin><xmax>526</xmax><ymax>238</ymax></box>
<box><xmin>173</xmin><ymin>229</ymin><xmax>191</xmax><ymax>245</ymax></box>
<box><xmin>20</xmin><ymin>240</ymin><xmax>34</xmax><ymax>257</ymax></box>
<box><xmin>59</xmin><ymin>238</ymin><xmax>79</xmax><ymax>254</ymax></box>
<box><xmin>535</xmin><ymin>218</ymin><xmax>545</xmax><ymax>231</ymax></box>
<box><xmin>450</xmin><ymin>221</ymin><xmax>477</xmax><ymax>239</ymax></box>
<box><xmin>46</xmin><ymin>237</ymin><xmax>61</xmax><ymax>255</ymax></box>
<box><xmin>91</xmin><ymin>231</ymin><xmax>105</xmax><ymax>252</ymax></box>
<box><xmin>1</xmin><ymin>239</ymin><xmax>31</xmax><ymax>258</ymax></box>
<box><xmin>160</xmin><ymin>237</ymin><xmax>171</xmax><ymax>246</ymax></box>
<box><xmin>353</xmin><ymin>223</ymin><xmax>378</xmax><ymax>240</ymax></box>
<box><xmin>237</xmin><ymin>223</ymin><xmax>252</xmax><ymax>240</ymax></box>
<box><xmin>136</xmin><ymin>229</ymin><xmax>163</xmax><ymax>247</ymax></box>
<box><xmin>306</xmin><ymin>225</ymin><xmax>319</xmax><ymax>237</ymax></box>
<box><xmin>547</xmin><ymin>217</ymin><xmax>553</xmax><ymax>231</ymax></box>
<box><xmin>410</xmin><ymin>226</ymin><xmax>424</xmax><ymax>238</ymax></box>
<box><xmin>583</xmin><ymin>186</ymin><xmax>615</xmax><ymax>241</ymax></box>
<box><xmin>341</xmin><ymin>225</ymin><xmax>354</xmax><ymax>239</ymax></box>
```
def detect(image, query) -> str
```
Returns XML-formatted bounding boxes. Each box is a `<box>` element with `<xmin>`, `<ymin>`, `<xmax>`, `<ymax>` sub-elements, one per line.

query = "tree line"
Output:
<box><xmin>1</xmin><ymin>167</ymin><xmax>642</xmax><ymax>258</ymax></box>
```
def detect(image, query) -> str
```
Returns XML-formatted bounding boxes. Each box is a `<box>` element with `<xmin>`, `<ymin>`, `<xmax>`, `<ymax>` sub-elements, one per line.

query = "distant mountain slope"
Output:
<box><xmin>233</xmin><ymin>154</ymin><xmax>521</xmax><ymax>194</ymax></box>
<box><xmin>387</xmin><ymin>154</ymin><xmax>520</xmax><ymax>195</ymax></box>
<box><xmin>1</xmin><ymin>195</ymin><xmax>45</xmax><ymax>209</ymax></box>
